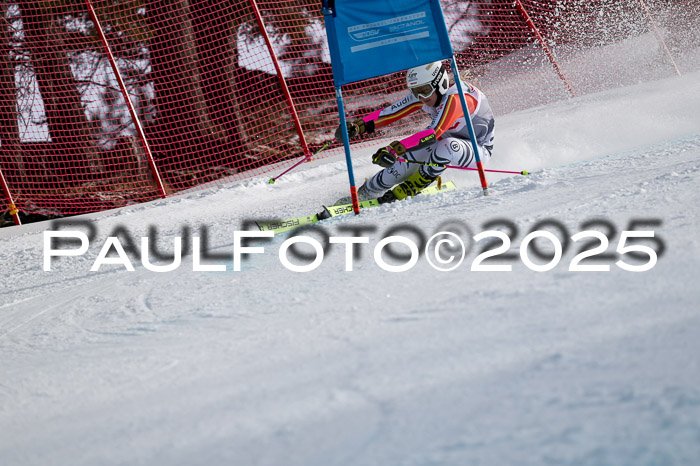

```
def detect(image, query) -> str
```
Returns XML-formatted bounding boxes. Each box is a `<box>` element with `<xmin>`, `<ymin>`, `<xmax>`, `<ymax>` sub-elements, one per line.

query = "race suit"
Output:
<box><xmin>361</xmin><ymin>80</ymin><xmax>495</xmax><ymax>197</ymax></box>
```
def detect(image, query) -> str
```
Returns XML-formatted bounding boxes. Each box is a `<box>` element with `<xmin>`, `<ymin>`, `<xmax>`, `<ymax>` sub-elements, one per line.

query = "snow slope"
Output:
<box><xmin>1</xmin><ymin>70</ymin><xmax>700</xmax><ymax>465</ymax></box>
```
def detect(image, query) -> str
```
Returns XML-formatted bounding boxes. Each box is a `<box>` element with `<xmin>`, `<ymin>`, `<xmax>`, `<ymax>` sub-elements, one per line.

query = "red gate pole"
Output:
<box><xmin>250</xmin><ymin>0</ymin><xmax>312</xmax><ymax>161</ymax></box>
<box><xmin>637</xmin><ymin>0</ymin><xmax>681</xmax><ymax>76</ymax></box>
<box><xmin>515</xmin><ymin>0</ymin><xmax>576</xmax><ymax>98</ymax></box>
<box><xmin>0</xmin><ymin>168</ymin><xmax>21</xmax><ymax>226</ymax></box>
<box><xmin>84</xmin><ymin>0</ymin><xmax>167</xmax><ymax>199</ymax></box>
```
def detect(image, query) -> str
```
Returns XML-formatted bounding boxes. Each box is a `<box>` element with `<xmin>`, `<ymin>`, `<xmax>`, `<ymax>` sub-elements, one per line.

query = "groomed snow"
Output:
<box><xmin>2</xmin><ymin>68</ymin><xmax>700</xmax><ymax>466</ymax></box>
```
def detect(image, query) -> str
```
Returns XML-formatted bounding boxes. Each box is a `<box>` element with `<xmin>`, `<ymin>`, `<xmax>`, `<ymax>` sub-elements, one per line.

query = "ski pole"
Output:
<box><xmin>397</xmin><ymin>157</ymin><xmax>529</xmax><ymax>175</ymax></box>
<box><xmin>269</xmin><ymin>140</ymin><xmax>335</xmax><ymax>184</ymax></box>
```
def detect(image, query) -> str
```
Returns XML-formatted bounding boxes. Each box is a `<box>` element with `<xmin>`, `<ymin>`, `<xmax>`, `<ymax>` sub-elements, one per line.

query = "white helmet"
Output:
<box><xmin>406</xmin><ymin>61</ymin><xmax>449</xmax><ymax>102</ymax></box>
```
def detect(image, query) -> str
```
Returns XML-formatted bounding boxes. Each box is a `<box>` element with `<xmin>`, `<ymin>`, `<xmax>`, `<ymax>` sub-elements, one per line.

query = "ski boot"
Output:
<box><xmin>378</xmin><ymin>170</ymin><xmax>440</xmax><ymax>204</ymax></box>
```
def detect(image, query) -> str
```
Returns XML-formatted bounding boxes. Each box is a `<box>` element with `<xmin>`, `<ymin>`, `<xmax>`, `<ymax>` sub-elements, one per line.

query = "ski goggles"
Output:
<box><xmin>409</xmin><ymin>83</ymin><xmax>435</xmax><ymax>99</ymax></box>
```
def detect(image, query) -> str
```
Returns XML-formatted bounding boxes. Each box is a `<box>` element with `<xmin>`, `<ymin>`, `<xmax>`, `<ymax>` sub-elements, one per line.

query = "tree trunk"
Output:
<box><xmin>17</xmin><ymin>1</ymin><xmax>102</xmax><ymax>180</ymax></box>
<box><xmin>146</xmin><ymin>0</ymin><xmax>228</xmax><ymax>167</ymax></box>
<box><xmin>0</xmin><ymin>2</ymin><xmax>26</xmax><ymax>186</ymax></box>
<box><xmin>190</xmin><ymin>0</ymin><xmax>248</xmax><ymax>168</ymax></box>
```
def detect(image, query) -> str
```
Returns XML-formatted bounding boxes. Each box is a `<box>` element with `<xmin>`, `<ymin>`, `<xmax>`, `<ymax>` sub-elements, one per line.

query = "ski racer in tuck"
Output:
<box><xmin>335</xmin><ymin>61</ymin><xmax>495</xmax><ymax>204</ymax></box>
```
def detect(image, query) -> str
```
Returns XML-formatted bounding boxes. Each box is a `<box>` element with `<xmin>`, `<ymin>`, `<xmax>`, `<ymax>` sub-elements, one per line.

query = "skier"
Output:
<box><xmin>334</xmin><ymin>60</ymin><xmax>495</xmax><ymax>204</ymax></box>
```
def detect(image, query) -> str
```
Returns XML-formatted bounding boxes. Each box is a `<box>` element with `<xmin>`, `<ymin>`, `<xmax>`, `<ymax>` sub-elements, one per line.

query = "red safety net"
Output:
<box><xmin>1</xmin><ymin>0</ymin><xmax>697</xmax><ymax>224</ymax></box>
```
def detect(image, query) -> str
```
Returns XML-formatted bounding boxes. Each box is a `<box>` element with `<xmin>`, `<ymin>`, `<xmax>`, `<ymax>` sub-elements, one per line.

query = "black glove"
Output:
<box><xmin>335</xmin><ymin>118</ymin><xmax>366</xmax><ymax>142</ymax></box>
<box><xmin>372</xmin><ymin>140</ymin><xmax>406</xmax><ymax>168</ymax></box>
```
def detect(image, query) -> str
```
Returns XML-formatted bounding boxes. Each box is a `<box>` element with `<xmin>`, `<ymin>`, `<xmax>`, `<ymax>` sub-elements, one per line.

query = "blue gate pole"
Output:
<box><xmin>335</xmin><ymin>86</ymin><xmax>361</xmax><ymax>213</ymax></box>
<box><xmin>449</xmin><ymin>56</ymin><xmax>489</xmax><ymax>196</ymax></box>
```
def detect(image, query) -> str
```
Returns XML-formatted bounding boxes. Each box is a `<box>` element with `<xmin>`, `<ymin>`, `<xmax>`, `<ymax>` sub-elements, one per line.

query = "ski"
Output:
<box><xmin>256</xmin><ymin>181</ymin><xmax>456</xmax><ymax>234</ymax></box>
<box><xmin>322</xmin><ymin>181</ymin><xmax>456</xmax><ymax>218</ymax></box>
<box><xmin>256</xmin><ymin>213</ymin><xmax>319</xmax><ymax>234</ymax></box>
<box><xmin>321</xmin><ymin>198</ymin><xmax>381</xmax><ymax>218</ymax></box>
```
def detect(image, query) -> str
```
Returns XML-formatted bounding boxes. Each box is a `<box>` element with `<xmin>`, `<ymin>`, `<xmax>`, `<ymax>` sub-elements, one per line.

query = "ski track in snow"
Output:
<box><xmin>1</xmin><ymin>71</ymin><xmax>700</xmax><ymax>465</ymax></box>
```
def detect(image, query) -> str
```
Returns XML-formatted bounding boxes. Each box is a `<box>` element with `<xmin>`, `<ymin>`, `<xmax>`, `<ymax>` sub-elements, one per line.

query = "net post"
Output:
<box><xmin>637</xmin><ymin>0</ymin><xmax>681</xmax><ymax>76</ymax></box>
<box><xmin>84</xmin><ymin>0</ymin><xmax>167</xmax><ymax>199</ymax></box>
<box><xmin>0</xmin><ymin>168</ymin><xmax>21</xmax><ymax>225</ymax></box>
<box><xmin>250</xmin><ymin>0</ymin><xmax>313</xmax><ymax>161</ymax></box>
<box><xmin>514</xmin><ymin>0</ymin><xmax>576</xmax><ymax>98</ymax></box>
